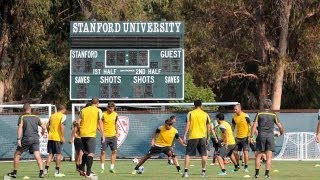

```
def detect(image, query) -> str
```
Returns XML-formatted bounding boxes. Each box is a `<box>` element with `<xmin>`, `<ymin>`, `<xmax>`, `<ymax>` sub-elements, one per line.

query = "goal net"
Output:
<box><xmin>0</xmin><ymin>104</ymin><xmax>54</xmax><ymax>160</ymax></box>
<box><xmin>274</xmin><ymin>132</ymin><xmax>320</xmax><ymax>160</ymax></box>
<box><xmin>71</xmin><ymin>102</ymin><xmax>238</xmax><ymax>160</ymax></box>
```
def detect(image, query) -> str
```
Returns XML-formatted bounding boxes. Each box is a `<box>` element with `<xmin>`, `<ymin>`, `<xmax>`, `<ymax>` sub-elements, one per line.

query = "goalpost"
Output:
<box><xmin>70</xmin><ymin>102</ymin><xmax>239</xmax><ymax>160</ymax></box>
<box><xmin>274</xmin><ymin>132</ymin><xmax>320</xmax><ymax>161</ymax></box>
<box><xmin>0</xmin><ymin>104</ymin><xmax>55</xmax><ymax>160</ymax></box>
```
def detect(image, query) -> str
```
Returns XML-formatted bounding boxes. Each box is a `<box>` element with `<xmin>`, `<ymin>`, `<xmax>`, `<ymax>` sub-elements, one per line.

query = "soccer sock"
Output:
<box><xmin>235</xmin><ymin>164</ymin><xmax>240</xmax><ymax>169</ymax></box>
<box><xmin>244</xmin><ymin>165</ymin><xmax>248</xmax><ymax>169</ymax></box>
<box><xmin>81</xmin><ymin>154</ymin><xmax>88</xmax><ymax>170</ymax></box>
<box><xmin>101</xmin><ymin>163</ymin><xmax>105</xmax><ymax>170</ymax></box>
<box><xmin>222</xmin><ymin>169</ymin><xmax>226</xmax><ymax>173</ymax></box>
<box><xmin>45</xmin><ymin>165</ymin><xmax>49</xmax><ymax>170</ymax></box>
<box><xmin>110</xmin><ymin>164</ymin><xmax>115</xmax><ymax>170</ymax></box>
<box><xmin>184</xmin><ymin>169</ymin><xmax>188</xmax><ymax>172</ymax></box>
<box><xmin>255</xmin><ymin>169</ymin><xmax>260</xmax><ymax>175</ymax></box>
<box><xmin>55</xmin><ymin>167</ymin><xmax>60</xmax><ymax>174</ymax></box>
<box><xmin>134</xmin><ymin>165</ymin><xmax>139</xmax><ymax>170</ymax></box>
<box><xmin>13</xmin><ymin>170</ymin><xmax>17</xmax><ymax>174</ymax></box>
<box><xmin>202</xmin><ymin>169</ymin><xmax>206</xmax><ymax>173</ymax></box>
<box><xmin>265</xmin><ymin>170</ymin><xmax>269</xmax><ymax>176</ymax></box>
<box><xmin>176</xmin><ymin>166</ymin><xmax>181</xmax><ymax>172</ymax></box>
<box><xmin>40</xmin><ymin>170</ymin><xmax>44</xmax><ymax>174</ymax></box>
<box><xmin>86</xmin><ymin>156</ymin><xmax>94</xmax><ymax>176</ymax></box>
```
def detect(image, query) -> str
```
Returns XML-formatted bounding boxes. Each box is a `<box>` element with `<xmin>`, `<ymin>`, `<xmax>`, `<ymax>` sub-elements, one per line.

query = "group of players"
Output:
<box><xmin>7</xmin><ymin>99</ymin><xmax>119</xmax><ymax>179</ymax></box>
<box><xmin>132</xmin><ymin>99</ymin><xmax>284</xmax><ymax>179</ymax></box>
<box><xmin>6</xmin><ymin>98</ymin><xmax>284</xmax><ymax>179</ymax></box>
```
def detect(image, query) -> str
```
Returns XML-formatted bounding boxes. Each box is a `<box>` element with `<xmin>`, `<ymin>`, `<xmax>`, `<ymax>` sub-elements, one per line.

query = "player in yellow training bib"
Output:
<box><xmin>131</xmin><ymin>119</ymin><xmax>186</xmax><ymax>175</ymax></box>
<box><xmin>44</xmin><ymin>105</ymin><xmax>67</xmax><ymax>177</ymax></box>
<box><xmin>76</xmin><ymin>98</ymin><xmax>104</xmax><ymax>178</ymax></box>
<box><xmin>182</xmin><ymin>100</ymin><xmax>211</xmax><ymax>178</ymax></box>
<box><xmin>100</xmin><ymin>101</ymin><xmax>119</xmax><ymax>173</ymax></box>
<box><xmin>232</xmin><ymin>104</ymin><xmax>251</xmax><ymax>172</ymax></box>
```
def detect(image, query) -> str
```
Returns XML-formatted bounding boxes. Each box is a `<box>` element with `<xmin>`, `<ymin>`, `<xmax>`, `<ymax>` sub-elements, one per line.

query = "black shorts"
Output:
<box><xmin>47</xmin><ymin>140</ymin><xmax>63</xmax><ymax>154</ymax></box>
<box><xmin>256</xmin><ymin>133</ymin><xmax>275</xmax><ymax>152</ymax></box>
<box><xmin>147</xmin><ymin>146</ymin><xmax>172</xmax><ymax>156</ymax></box>
<box><xmin>234</xmin><ymin>137</ymin><xmax>250</xmax><ymax>151</ymax></box>
<box><xmin>101</xmin><ymin>136</ymin><xmax>117</xmax><ymax>151</ymax></box>
<box><xmin>16</xmin><ymin>137</ymin><xmax>39</xmax><ymax>154</ymax></box>
<box><xmin>186</xmin><ymin>138</ymin><xmax>207</xmax><ymax>156</ymax></box>
<box><xmin>211</xmin><ymin>138</ymin><xmax>222</xmax><ymax>151</ymax></box>
<box><xmin>217</xmin><ymin>145</ymin><xmax>235</xmax><ymax>158</ymax></box>
<box><xmin>74</xmin><ymin>138</ymin><xmax>84</xmax><ymax>152</ymax></box>
<box><xmin>81</xmin><ymin>137</ymin><xmax>96</xmax><ymax>154</ymax></box>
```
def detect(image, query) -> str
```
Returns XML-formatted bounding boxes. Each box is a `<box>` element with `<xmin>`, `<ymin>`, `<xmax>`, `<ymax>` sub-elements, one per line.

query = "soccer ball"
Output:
<box><xmin>274</xmin><ymin>130</ymin><xmax>280</xmax><ymax>137</ymax></box>
<box><xmin>132</xmin><ymin>158</ymin><xmax>139</xmax><ymax>164</ymax></box>
<box><xmin>137</xmin><ymin>166</ymin><xmax>144</xmax><ymax>174</ymax></box>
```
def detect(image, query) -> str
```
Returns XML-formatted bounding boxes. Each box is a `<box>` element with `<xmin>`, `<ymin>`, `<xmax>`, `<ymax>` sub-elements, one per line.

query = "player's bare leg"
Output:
<box><xmin>233</xmin><ymin>150</ymin><xmax>240</xmax><ymax>171</ymax></box>
<box><xmin>75</xmin><ymin>150</ymin><xmax>83</xmax><ymax>171</ymax></box>
<box><xmin>110</xmin><ymin>150</ymin><xmax>117</xmax><ymax>173</ymax></box>
<box><xmin>54</xmin><ymin>153</ymin><xmax>63</xmax><ymax>176</ymax></box>
<box><xmin>7</xmin><ymin>151</ymin><xmax>21</xmax><ymax>178</ymax></box>
<box><xmin>217</xmin><ymin>156</ymin><xmax>226</xmax><ymax>174</ymax></box>
<box><xmin>132</xmin><ymin>154</ymin><xmax>151</xmax><ymax>174</ymax></box>
<box><xmin>255</xmin><ymin>152</ymin><xmax>263</xmax><ymax>178</ymax></box>
<box><xmin>168</xmin><ymin>151</ymin><xmax>181</xmax><ymax>173</ymax></box>
<box><xmin>182</xmin><ymin>155</ymin><xmax>190</xmax><ymax>177</ymax></box>
<box><xmin>243</xmin><ymin>150</ymin><xmax>249</xmax><ymax>171</ymax></box>
<box><xmin>34</xmin><ymin>151</ymin><xmax>45</xmax><ymax>178</ymax></box>
<box><xmin>265</xmin><ymin>150</ymin><xmax>272</xmax><ymax>178</ymax></box>
<box><xmin>100</xmin><ymin>151</ymin><xmax>106</xmax><ymax>172</ymax></box>
<box><xmin>201</xmin><ymin>155</ymin><xmax>207</xmax><ymax>176</ymax></box>
<box><xmin>44</xmin><ymin>153</ymin><xmax>53</xmax><ymax>175</ymax></box>
<box><xmin>13</xmin><ymin>151</ymin><xmax>21</xmax><ymax>171</ymax></box>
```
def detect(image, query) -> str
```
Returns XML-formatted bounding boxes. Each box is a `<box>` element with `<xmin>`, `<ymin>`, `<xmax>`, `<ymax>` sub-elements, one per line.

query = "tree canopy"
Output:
<box><xmin>0</xmin><ymin>0</ymin><xmax>319</xmax><ymax>109</ymax></box>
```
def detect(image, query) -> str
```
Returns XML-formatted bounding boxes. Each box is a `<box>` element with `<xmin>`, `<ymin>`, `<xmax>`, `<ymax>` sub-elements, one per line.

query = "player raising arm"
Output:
<box><xmin>249</xmin><ymin>99</ymin><xmax>284</xmax><ymax>179</ymax></box>
<box><xmin>131</xmin><ymin>119</ymin><xmax>186</xmax><ymax>175</ymax></box>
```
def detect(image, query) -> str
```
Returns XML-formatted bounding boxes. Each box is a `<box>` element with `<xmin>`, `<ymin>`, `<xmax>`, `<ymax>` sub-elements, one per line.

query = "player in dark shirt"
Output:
<box><xmin>7</xmin><ymin>103</ymin><xmax>47</xmax><ymax>178</ymax></box>
<box><xmin>249</xmin><ymin>99</ymin><xmax>284</xmax><ymax>179</ymax></box>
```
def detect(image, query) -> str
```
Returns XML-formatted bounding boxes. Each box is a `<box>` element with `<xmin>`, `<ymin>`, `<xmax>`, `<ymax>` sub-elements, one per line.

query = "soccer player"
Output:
<box><xmin>100</xmin><ymin>101</ymin><xmax>118</xmax><ymax>173</ymax></box>
<box><xmin>131</xmin><ymin>119</ymin><xmax>186</xmax><ymax>174</ymax></box>
<box><xmin>210</xmin><ymin>119</ymin><xmax>220</xmax><ymax>165</ymax></box>
<box><xmin>77</xmin><ymin>98</ymin><xmax>105</xmax><ymax>178</ymax></box>
<box><xmin>232</xmin><ymin>103</ymin><xmax>251</xmax><ymax>172</ymax></box>
<box><xmin>215</xmin><ymin>113</ymin><xmax>238</xmax><ymax>176</ymax></box>
<box><xmin>7</xmin><ymin>103</ymin><xmax>47</xmax><ymax>178</ymax></box>
<box><xmin>249</xmin><ymin>99</ymin><xmax>284</xmax><ymax>179</ymax></box>
<box><xmin>44</xmin><ymin>104</ymin><xmax>67</xmax><ymax>177</ymax></box>
<box><xmin>182</xmin><ymin>100</ymin><xmax>211</xmax><ymax>178</ymax></box>
<box><xmin>69</xmin><ymin>102</ymin><xmax>91</xmax><ymax>172</ymax></box>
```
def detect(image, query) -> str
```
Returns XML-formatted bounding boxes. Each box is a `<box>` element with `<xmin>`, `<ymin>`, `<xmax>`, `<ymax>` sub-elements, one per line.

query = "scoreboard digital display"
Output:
<box><xmin>70</xmin><ymin>21</ymin><xmax>184</xmax><ymax>100</ymax></box>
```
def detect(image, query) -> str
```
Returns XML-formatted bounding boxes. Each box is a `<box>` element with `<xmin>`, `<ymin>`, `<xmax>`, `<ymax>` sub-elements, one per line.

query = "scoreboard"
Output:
<box><xmin>70</xmin><ymin>21</ymin><xmax>184</xmax><ymax>100</ymax></box>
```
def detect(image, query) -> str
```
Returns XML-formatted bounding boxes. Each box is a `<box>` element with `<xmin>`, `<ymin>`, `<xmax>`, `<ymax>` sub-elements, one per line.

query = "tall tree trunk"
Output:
<box><xmin>0</xmin><ymin>1</ymin><xmax>10</xmax><ymax>104</ymax></box>
<box><xmin>255</xmin><ymin>0</ymin><xmax>269</xmax><ymax>109</ymax></box>
<box><xmin>271</xmin><ymin>0</ymin><xmax>292</xmax><ymax>110</ymax></box>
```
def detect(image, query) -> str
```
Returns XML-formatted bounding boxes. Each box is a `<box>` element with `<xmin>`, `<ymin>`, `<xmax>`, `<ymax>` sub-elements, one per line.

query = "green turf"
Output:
<box><xmin>1</xmin><ymin>160</ymin><xmax>320</xmax><ymax>179</ymax></box>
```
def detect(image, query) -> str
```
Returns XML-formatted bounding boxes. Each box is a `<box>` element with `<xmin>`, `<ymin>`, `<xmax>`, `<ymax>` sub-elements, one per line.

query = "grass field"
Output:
<box><xmin>1</xmin><ymin>160</ymin><xmax>320</xmax><ymax>179</ymax></box>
